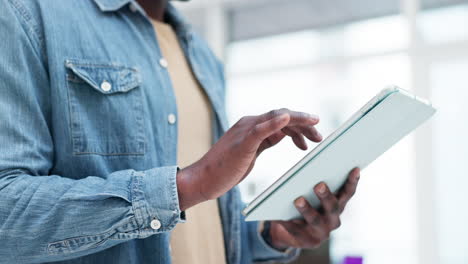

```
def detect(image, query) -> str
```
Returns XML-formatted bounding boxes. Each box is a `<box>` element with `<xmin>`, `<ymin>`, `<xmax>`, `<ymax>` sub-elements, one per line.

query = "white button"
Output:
<box><xmin>101</xmin><ymin>81</ymin><xmax>112</xmax><ymax>92</ymax></box>
<box><xmin>159</xmin><ymin>58</ymin><xmax>168</xmax><ymax>68</ymax></box>
<box><xmin>167</xmin><ymin>114</ymin><xmax>176</xmax><ymax>124</ymax></box>
<box><xmin>129</xmin><ymin>3</ymin><xmax>137</xmax><ymax>13</ymax></box>
<box><xmin>150</xmin><ymin>219</ymin><xmax>161</xmax><ymax>230</ymax></box>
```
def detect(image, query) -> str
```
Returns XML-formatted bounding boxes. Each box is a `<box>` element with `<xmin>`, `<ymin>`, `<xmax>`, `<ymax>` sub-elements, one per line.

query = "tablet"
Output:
<box><xmin>243</xmin><ymin>86</ymin><xmax>436</xmax><ymax>221</ymax></box>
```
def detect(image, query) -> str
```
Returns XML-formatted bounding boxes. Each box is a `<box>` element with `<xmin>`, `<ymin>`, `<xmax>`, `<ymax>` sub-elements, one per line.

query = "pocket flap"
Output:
<box><xmin>65</xmin><ymin>60</ymin><xmax>141</xmax><ymax>94</ymax></box>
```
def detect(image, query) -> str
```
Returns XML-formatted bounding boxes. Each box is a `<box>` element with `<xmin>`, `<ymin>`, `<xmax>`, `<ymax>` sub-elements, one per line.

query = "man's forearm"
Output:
<box><xmin>0</xmin><ymin>167</ymin><xmax>183</xmax><ymax>263</ymax></box>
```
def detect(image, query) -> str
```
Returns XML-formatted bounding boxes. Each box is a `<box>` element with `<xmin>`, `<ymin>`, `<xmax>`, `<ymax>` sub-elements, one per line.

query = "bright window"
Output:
<box><xmin>418</xmin><ymin>4</ymin><xmax>468</xmax><ymax>45</ymax></box>
<box><xmin>431</xmin><ymin>59</ymin><xmax>468</xmax><ymax>264</ymax></box>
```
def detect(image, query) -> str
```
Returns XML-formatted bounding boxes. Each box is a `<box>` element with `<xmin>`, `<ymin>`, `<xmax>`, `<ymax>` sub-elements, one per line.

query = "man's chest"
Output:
<box><xmin>37</xmin><ymin>1</ymin><xmax>227</xmax><ymax>177</ymax></box>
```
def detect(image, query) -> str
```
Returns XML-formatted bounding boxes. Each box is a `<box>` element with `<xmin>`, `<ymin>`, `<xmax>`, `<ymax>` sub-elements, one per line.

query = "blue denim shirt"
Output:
<box><xmin>0</xmin><ymin>0</ymin><xmax>299</xmax><ymax>263</ymax></box>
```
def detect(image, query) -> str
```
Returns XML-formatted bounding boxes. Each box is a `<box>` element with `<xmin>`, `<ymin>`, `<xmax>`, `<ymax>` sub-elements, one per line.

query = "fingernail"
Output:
<box><xmin>317</xmin><ymin>183</ymin><xmax>327</xmax><ymax>195</ymax></box>
<box><xmin>352</xmin><ymin>168</ymin><xmax>360</xmax><ymax>181</ymax></box>
<box><xmin>310</xmin><ymin>114</ymin><xmax>319</xmax><ymax>121</ymax></box>
<box><xmin>354</xmin><ymin>173</ymin><xmax>360</xmax><ymax>181</ymax></box>
<box><xmin>316</xmin><ymin>131</ymin><xmax>323</xmax><ymax>140</ymax></box>
<box><xmin>278</xmin><ymin>114</ymin><xmax>289</xmax><ymax>121</ymax></box>
<box><xmin>295</xmin><ymin>198</ymin><xmax>306</xmax><ymax>208</ymax></box>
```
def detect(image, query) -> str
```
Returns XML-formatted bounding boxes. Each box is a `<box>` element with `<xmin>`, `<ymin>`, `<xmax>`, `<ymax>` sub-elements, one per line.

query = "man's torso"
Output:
<box><xmin>11</xmin><ymin>1</ymin><xmax>231</xmax><ymax>263</ymax></box>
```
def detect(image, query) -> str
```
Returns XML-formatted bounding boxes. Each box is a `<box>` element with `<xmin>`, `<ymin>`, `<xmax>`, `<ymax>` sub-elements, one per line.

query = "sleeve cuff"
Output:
<box><xmin>131</xmin><ymin>166</ymin><xmax>184</xmax><ymax>236</ymax></box>
<box><xmin>250</xmin><ymin>221</ymin><xmax>300</xmax><ymax>263</ymax></box>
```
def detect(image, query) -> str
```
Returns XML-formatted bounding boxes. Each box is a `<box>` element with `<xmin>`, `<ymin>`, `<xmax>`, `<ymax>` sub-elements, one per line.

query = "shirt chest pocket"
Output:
<box><xmin>65</xmin><ymin>60</ymin><xmax>146</xmax><ymax>155</ymax></box>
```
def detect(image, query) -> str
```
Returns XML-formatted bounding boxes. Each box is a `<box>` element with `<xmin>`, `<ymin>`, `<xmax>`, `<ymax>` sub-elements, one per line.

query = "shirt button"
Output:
<box><xmin>101</xmin><ymin>81</ymin><xmax>112</xmax><ymax>92</ymax></box>
<box><xmin>129</xmin><ymin>3</ymin><xmax>137</xmax><ymax>12</ymax></box>
<box><xmin>150</xmin><ymin>219</ymin><xmax>161</xmax><ymax>230</ymax></box>
<box><xmin>167</xmin><ymin>114</ymin><xmax>176</xmax><ymax>124</ymax></box>
<box><xmin>159</xmin><ymin>58</ymin><xmax>168</xmax><ymax>68</ymax></box>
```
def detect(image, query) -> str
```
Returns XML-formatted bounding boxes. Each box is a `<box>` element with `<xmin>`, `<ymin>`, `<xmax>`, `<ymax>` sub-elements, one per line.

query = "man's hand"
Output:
<box><xmin>176</xmin><ymin>109</ymin><xmax>322</xmax><ymax>211</ymax></box>
<box><xmin>268</xmin><ymin>168</ymin><xmax>360</xmax><ymax>250</ymax></box>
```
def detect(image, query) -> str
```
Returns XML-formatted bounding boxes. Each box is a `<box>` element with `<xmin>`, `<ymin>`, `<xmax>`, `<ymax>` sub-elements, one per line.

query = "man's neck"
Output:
<box><xmin>136</xmin><ymin>0</ymin><xmax>168</xmax><ymax>21</ymax></box>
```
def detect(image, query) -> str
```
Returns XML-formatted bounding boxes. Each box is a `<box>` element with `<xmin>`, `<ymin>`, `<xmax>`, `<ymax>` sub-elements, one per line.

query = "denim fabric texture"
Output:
<box><xmin>0</xmin><ymin>0</ymin><xmax>299</xmax><ymax>263</ymax></box>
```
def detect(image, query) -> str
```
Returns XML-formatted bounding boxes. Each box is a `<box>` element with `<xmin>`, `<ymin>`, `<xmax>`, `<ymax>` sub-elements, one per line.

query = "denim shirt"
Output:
<box><xmin>0</xmin><ymin>0</ymin><xmax>299</xmax><ymax>263</ymax></box>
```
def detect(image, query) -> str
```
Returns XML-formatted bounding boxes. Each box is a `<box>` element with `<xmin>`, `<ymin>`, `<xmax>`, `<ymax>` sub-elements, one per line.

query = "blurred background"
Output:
<box><xmin>173</xmin><ymin>0</ymin><xmax>468</xmax><ymax>263</ymax></box>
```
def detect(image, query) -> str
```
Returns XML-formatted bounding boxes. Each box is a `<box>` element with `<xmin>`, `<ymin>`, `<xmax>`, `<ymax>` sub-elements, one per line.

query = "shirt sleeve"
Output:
<box><xmin>246</xmin><ymin>218</ymin><xmax>301</xmax><ymax>263</ymax></box>
<box><xmin>0</xmin><ymin>3</ymin><xmax>183</xmax><ymax>263</ymax></box>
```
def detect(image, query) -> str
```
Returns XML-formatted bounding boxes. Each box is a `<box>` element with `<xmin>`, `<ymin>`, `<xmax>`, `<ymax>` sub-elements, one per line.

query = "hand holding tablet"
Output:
<box><xmin>243</xmin><ymin>86</ymin><xmax>436</xmax><ymax>221</ymax></box>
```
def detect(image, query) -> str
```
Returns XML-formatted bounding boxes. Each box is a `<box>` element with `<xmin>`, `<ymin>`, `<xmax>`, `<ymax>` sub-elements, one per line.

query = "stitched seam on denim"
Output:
<box><xmin>48</xmin><ymin>231</ymin><xmax>110</xmax><ymax>255</ymax></box>
<box><xmin>140</xmin><ymin>170</ymin><xmax>160</xmax><ymax>231</ymax></box>
<box><xmin>118</xmin><ymin>70</ymin><xmax>141</xmax><ymax>92</ymax></box>
<box><xmin>166</xmin><ymin>167</ymin><xmax>180</xmax><ymax>232</ymax></box>
<box><xmin>73</xmin><ymin>152</ymin><xmax>145</xmax><ymax>156</ymax></box>
<box><xmin>0</xmin><ymin>168</ymin><xmax>33</xmax><ymax>178</ymax></box>
<box><xmin>171</xmin><ymin>166</ymin><xmax>182</xmax><ymax>221</ymax></box>
<box><xmin>8</xmin><ymin>0</ymin><xmax>46</xmax><ymax>57</ymax></box>
<box><xmin>65</xmin><ymin>69</ymin><xmax>82</xmax><ymax>155</ymax></box>
<box><xmin>66</xmin><ymin>73</ymin><xmax>86</xmax><ymax>84</ymax></box>
<box><xmin>65</xmin><ymin>59</ymin><xmax>138</xmax><ymax>71</ymax></box>
<box><xmin>132</xmin><ymin>77</ymin><xmax>146</xmax><ymax>154</ymax></box>
<box><xmin>46</xmin><ymin>217</ymin><xmax>138</xmax><ymax>255</ymax></box>
<box><xmin>169</xmin><ymin>166</ymin><xmax>179</xmax><ymax>221</ymax></box>
<box><xmin>131</xmin><ymin>171</ymin><xmax>145</xmax><ymax>230</ymax></box>
<box><xmin>109</xmin><ymin>218</ymin><xmax>141</xmax><ymax>240</ymax></box>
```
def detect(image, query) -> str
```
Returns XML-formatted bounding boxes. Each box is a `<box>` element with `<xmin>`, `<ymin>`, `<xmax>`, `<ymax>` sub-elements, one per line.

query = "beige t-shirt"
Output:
<box><xmin>152</xmin><ymin>20</ymin><xmax>227</xmax><ymax>264</ymax></box>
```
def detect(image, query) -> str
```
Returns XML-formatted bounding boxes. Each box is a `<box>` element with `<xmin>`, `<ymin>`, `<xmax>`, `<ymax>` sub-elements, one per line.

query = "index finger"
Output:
<box><xmin>259</xmin><ymin>108</ymin><xmax>319</xmax><ymax>126</ymax></box>
<box><xmin>246</xmin><ymin>114</ymin><xmax>291</xmax><ymax>147</ymax></box>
